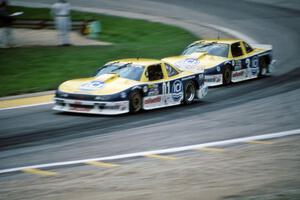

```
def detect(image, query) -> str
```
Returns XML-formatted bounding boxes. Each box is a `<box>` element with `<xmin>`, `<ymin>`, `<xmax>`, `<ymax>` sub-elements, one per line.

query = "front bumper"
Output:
<box><xmin>53</xmin><ymin>98</ymin><xmax>129</xmax><ymax>115</ymax></box>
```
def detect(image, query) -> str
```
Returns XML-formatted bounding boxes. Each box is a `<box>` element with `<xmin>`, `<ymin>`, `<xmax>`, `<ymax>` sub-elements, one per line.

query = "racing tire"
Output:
<box><xmin>258</xmin><ymin>57</ymin><xmax>269</xmax><ymax>77</ymax></box>
<box><xmin>222</xmin><ymin>65</ymin><xmax>232</xmax><ymax>85</ymax></box>
<box><xmin>129</xmin><ymin>90</ymin><xmax>142</xmax><ymax>113</ymax></box>
<box><xmin>183</xmin><ymin>81</ymin><xmax>196</xmax><ymax>104</ymax></box>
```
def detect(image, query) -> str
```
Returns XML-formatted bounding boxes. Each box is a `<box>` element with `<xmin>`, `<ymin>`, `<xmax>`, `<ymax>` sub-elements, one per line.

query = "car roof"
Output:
<box><xmin>107</xmin><ymin>58</ymin><xmax>162</xmax><ymax>66</ymax></box>
<box><xmin>192</xmin><ymin>39</ymin><xmax>242</xmax><ymax>45</ymax></box>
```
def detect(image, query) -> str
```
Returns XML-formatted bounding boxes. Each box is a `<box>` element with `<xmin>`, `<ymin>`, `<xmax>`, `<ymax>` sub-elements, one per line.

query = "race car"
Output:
<box><xmin>162</xmin><ymin>39</ymin><xmax>275</xmax><ymax>86</ymax></box>
<box><xmin>53</xmin><ymin>58</ymin><xmax>208</xmax><ymax>115</ymax></box>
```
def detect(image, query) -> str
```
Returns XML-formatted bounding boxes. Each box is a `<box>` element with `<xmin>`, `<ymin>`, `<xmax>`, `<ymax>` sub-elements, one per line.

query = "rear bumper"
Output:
<box><xmin>197</xmin><ymin>84</ymin><xmax>208</xmax><ymax>99</ymax></box>
<box><xmin>53</xmin><ymin>98</ymin><xmax>129</xmax><ymax>115</ymax></box>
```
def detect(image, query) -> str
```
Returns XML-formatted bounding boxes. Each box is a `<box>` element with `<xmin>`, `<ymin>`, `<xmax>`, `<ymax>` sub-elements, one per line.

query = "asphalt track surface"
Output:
<box><xmin>0</xmin><ymin>0</ymin><xmax>300</xmax><ymax>171</ymax></box>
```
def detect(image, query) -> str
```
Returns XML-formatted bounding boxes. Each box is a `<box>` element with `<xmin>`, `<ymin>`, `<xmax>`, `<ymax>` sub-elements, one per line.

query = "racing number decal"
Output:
<box><xmin>162</xmin><ymin>80</ymin><xmax>183</xmax><ymax>103</ymax></box>
<box><xmin>173</xmin><ymin>80</ymin><xmax>183</xmax><ymax>93</ymax></box>
<box><xmin>245</xmin><ymin>57</ymin><xmax>259</xmax><ymax>69</ymax></box>
<box><xmin>252</xmin><ymin>57</ymin><xmax>259</xmax><ymax>68</ymax></box>
<box><xmin>245</xmin><ymin>58</ymin><xmax>251</xmax><ymax>68</ymax></box>
<box><xmin>172</xmin><ymin>80</ymin><xmax>183</xmax><ymax>102</ymax></box>
<box><xmin>245</xmin><ymin>56</ymin><xmax>259</xmax><ymax>76</ymax></box>
<box><xmin>162</xmin><ymin>82</ymin><xmax>170</xmax><ymax>94</ymax></box>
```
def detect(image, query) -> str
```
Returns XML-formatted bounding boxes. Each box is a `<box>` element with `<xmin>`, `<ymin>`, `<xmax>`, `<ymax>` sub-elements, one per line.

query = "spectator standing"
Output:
<box><xmin>51</xmin><ymin>0</ymin><xmax>71</xmax><ymax>46</ymax></box>
<box><xmin>0</xmin><ymin>0</ymin><xmax>13</xmax><ymax>48</ymax></box>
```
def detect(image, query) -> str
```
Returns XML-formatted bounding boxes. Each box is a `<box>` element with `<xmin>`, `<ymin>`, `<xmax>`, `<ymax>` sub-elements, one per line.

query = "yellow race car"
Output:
<box><xmin>53</xmin><ymin>58</ymin><xmax>208</xmax><ymax>115</ymax></box>
<box><xmin>163</xmin><ymin>39</ymin><xmax>275</xmax><ymax>86</ymax></box>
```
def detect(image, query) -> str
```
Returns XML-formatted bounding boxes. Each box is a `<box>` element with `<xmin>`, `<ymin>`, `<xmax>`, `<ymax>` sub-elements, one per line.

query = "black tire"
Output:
<box><xmin>222</xmin><ymin>65</ymin><xmax>232</xmax><ymax>85</ymax></box>
<box><xmin>183</xmin><ymin>81</ymin><xmax>196</xmax><ymax>104</ymax></box>
<box><xmin>258</xmin><ymin>57</ymin><xmax>269</xmax><ymax>77</ymax></box>
<box><xmin>129</xmin><ymin>90</ymin><xmax>142</xmax><ymax>113</ymax></box>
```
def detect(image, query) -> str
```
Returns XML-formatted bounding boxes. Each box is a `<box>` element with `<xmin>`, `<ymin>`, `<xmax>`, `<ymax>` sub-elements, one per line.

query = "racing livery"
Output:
<box><xmin>53</xmin><ymin>58</ymin><xmax>208</xmax><ymax>115</ymax></box>
<box><xmin>163</xmin><ymin>39</ymin><xmax>275</xmax><ymax>86</ymax></box>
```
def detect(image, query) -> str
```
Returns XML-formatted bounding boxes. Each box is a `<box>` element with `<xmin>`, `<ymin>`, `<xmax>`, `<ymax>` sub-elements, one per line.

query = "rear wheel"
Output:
<box><xmin>258</xmin><ymin>57</ymin><xmax>269</xmax><ymax>77</ymax></box>
<box><xmin>222</xmin><ymin>65</ymin><xmax>232</xmax><ymax>85</ymax></box>
<box><xmin>184</xmin><ymin>81</ymin><xmax>196</xmax><ymax>104</ymax></box>
<box><xmin>129</xmin><ymin>91</ymin><xmax>142</xmax><ymax>113</ymax></box>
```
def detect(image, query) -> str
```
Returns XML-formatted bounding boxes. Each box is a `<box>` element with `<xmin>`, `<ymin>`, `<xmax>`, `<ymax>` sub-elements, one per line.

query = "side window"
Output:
<box><xmin>165</xmin><ymin>63</ymin><xmax>179</xmax><ymax>77</ymax></box>
<box><xmin>231</xmin><ymin>42</ymin><xmax>244</xmax><ymax>57</ymax></box>
<box><xmin>147</xmin><ymin>64</ymin><xmax>164</xmax><ymax>81</ymax></box>
<box><xmin>243</xmin><ymin>41</ymin><xmax>253</xmax><ymax>53</ymax></box>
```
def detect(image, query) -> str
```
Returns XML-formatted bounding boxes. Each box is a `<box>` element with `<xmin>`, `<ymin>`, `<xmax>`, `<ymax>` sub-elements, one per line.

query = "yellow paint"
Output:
<box><xmin>144</xmin><ymin>154</ymin><xmax>178</xmax><ymax>160</ymax></box>
<box><xmin>58</xmin><ymin>58</ymin><xmax>195</xmax><ymax>95</ymax></box>
<box><xmin>246</xmin><ymin>140</ymin><xmax>274</xmax><ymax>145</ymax></box>
<box><xmin>85</xmin><ymin>161</ymin><xmax>120</xmax><ymax>168</ymax></box>
<box><xmin>197</xmin><ymin>147</ymin><xmax>225</xmax><ymax>152</ymax></box>
<box><xmin>162</xmin><ymin>39</ymin><xmax>268</xmax><ymax>70</ymax></box>
<box><xmin>22</xmin><ymin>168</ymin><xmax>57</xmax><ymax>176</ymax></box>
<box><xmin>0</xmin><ymin>94</ymin><xmax>53</xmax><ymax>109</ymax></box>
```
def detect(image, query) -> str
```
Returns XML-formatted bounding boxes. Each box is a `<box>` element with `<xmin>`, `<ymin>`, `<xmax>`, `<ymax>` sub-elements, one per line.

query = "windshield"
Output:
<box><xmin>96</xmin><ymin>62</ymin><xmax>145</xmax><ymax>81</ymax></box>
<box><xmin>182</xmin><ymin>42</ymin><xmax>229</xmax><ymax>58</ymax></box>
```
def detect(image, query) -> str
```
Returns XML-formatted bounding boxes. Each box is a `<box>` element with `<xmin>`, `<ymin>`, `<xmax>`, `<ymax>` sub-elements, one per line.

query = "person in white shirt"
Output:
<box><xmin>0</xmin><ymin>0</ymin><xmax>13</xmax><ymax>48</ymax></box>
<box><xmin>51</xmin><ymin>0</ymin><xmax>71</xmax><ymax>46</ymax></box>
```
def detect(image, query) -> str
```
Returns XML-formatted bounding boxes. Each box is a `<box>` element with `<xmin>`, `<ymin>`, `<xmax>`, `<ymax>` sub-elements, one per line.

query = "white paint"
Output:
<box><xmin>0</xmin><ymin>128</ymin><xmax>299</xmax><ymax>174</ymax></box>
<box><xmin>0</xmin><ymin>102</ymin><xmax>53</xmax><ymax>111</ymax></box>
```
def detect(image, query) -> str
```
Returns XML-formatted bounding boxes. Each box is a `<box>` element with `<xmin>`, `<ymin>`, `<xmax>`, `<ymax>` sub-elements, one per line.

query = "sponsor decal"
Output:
<box><xmin>148</xmin><ymin>84</ymin><xmax>159</xmax><ymax>96</ymax></box>
<box><xmin>176</xmin><ymin>58</ymin><xmax>200</xmax><ymax>70</ymax></box>
<box><xmin>144</xmin><ymin>96</ymin><xmax>162</xmax><ymax>104</ymax></box>
<box><xmin>70</xmin><ymin>107</ymin><xmax>91</xmax><ymax>112</ymax></box>
<box><xmin>80</xmin><ymin>81</ymin><xmax>104</xmax><ymax>91</ymax></box>
<box><xmin>143</xmin><ymin>86</ymin><xmax>148</xmax><ymax>93</ymax></box>
<box><xmin>205</xmin><ymin>75</ymin><xmax>222</xmax><ymax>83</ymax></box>
<box><xmin>251</xmin><ymin>68</ymin><xmax>258</xmax><ymax>75</ymax></box>
<box><xmin>74</xmin><ymin>101</ymin><xmax>82</xmax><ymax>105</ymax></box>
<box><xmin>104</xmin><ymin>105</ymin><xmax>121</xmax><ymax>110</ymax></box>
<box><xmin>234</xmin><ymin>60</ymin><xmax>242</xmax><ymax>71</ymax></box>
<box><xmin>232</xmin><ymin>71</ymin><xmax>245</xmax><ymax>78</ymax></box>
<box><xmin>120</xmin><ymin>92</ymin><xmax>127</xmax><ymax>99</ymax></box>
<box><xmin>199</xmin><ymin>73</ymin><xmax>204</xmax><ymax>80</ymax></box>
<box><xmin>172</xmin><ymin>80</ymin><xmax>183</xmax><ymax>101</ymax></box>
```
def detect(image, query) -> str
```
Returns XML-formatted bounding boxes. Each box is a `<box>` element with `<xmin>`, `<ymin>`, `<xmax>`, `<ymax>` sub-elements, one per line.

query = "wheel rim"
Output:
<box><xmin>132</xmin><ymin>93</ymin><xmax>141</xmax><ymax>111</ymax></box>
<box><xmin>186</xmin><ymin>84</ymin><xmax>195</xmax><ymax>102</ymax></box>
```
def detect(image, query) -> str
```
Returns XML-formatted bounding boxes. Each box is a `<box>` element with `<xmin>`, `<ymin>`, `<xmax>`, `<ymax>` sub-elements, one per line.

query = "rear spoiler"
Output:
<box><xmin>250</xmin><ymin>44</ymin><xmax>272</xmax><ymax>51</ymax></box>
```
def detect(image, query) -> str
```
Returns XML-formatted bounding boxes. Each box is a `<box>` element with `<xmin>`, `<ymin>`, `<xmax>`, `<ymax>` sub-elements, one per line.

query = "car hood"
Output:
<box><xmin>58</xmin><ymin>73</ymin><xmax>139</xmax><ymax>95</ymax></box>
<box><xmin>162</xmin><ymin>52</ymin><xmax>228</xmax><ymax>72</ymax></box>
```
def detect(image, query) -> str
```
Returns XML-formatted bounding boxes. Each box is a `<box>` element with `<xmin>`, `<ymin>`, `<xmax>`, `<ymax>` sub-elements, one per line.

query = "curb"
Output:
<box><xmin>0</xmin><ymin>90</ymin><xmax>54</xmax><ymax>101</ymax></box>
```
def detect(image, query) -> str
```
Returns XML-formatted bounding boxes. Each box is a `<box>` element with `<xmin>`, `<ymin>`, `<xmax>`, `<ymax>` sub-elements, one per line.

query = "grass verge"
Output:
<box><xmin>0</xmin><ymin>6</ymin><xmax>197</xmax><ymax>97</ymax></box>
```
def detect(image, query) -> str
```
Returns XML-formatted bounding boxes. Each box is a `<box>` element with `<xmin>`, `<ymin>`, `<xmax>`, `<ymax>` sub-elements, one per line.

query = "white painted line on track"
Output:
<box><xmin>0</xmin><ymin>102</ymin><xmax>53</xmax><ymax>111</ymax></box>
<box><xmin>0</xmin><ymin>128</ymin><xmax>300</xmax><ymax>175</ymax></box>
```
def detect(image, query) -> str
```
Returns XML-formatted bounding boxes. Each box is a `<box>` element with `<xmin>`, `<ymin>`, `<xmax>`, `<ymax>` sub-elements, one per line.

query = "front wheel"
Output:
<box><xmin>129</xmin><ymin>90</ymin><xmax>142</xmax><ymax>113</ymax></box>
<box><xmin>183</xmin><ymin>81</ymin><xmax>196</xmax><ymax>104</ymax></box>
<box><xmin>222</xmin><ymin>65</ymin><xmax>232</xmax><ymax>85</ymax></box>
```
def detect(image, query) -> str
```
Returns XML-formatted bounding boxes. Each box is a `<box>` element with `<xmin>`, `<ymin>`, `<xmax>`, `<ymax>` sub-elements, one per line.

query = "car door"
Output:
<box><xmin>162</xmin><ymin>63</ymin><xmax>184</xmax><ymax>105</ymax></box>
<box><xmin>242</xmin><ymin>41</ymin><xmax>260</xmax><ymax>78</ymax></box>
<box><xmin>230</xmin><ymin>41</ymin><xmax>254</xmax><ymax>81</ymax></box>
<box><xmin>142</xmin><ymin>64</ymin><xmax>166</xmax><ymax>109</ymax></box>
